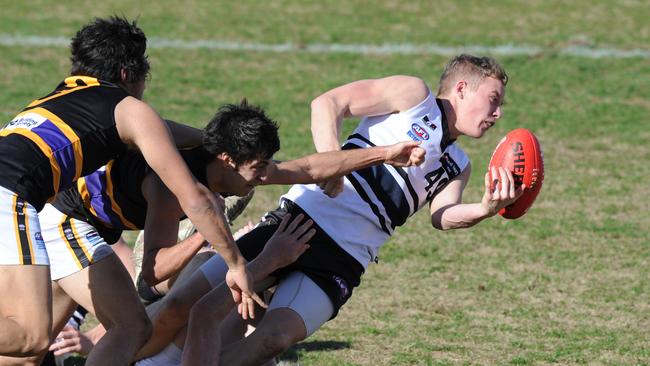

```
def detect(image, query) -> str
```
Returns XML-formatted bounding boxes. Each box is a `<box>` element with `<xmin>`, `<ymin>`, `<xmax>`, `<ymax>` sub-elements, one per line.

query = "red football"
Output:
<box><xmin>488</xmin><ymin>128</ymin><xmax>544</xmax><ymax>219</ymax></box>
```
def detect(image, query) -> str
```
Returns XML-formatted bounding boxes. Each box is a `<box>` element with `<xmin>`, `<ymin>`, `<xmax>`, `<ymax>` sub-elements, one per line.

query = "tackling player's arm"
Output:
<box><xmin>140</xmin><ymin>173</ymin><xmax>208</xmax><ymax>285</ymax></box>
<box><xmin>310</xmin><ymin>75</ymin><xmax>429</xmax><ymax>196</ymax></box>
<box><xmin>115</xmin><ymin>97</ymin><xmax>262</xmax><ymax>313</ymax></box>
<box><xmin>262</xmin><ymin>141</ymin><xmax>425</xmax><ymax>185</ymax></box>
<box><xmin>430</xmin><ymin>164</ymin><xmax>524</xmax><ymax>230</ymax></box>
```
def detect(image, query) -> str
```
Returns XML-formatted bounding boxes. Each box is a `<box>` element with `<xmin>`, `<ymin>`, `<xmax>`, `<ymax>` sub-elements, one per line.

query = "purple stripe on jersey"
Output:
<box><xmin>31</xmin><ymin>120</ymin><xmax>76</xmax><ymax>191</ymax></box>
<box><xmin>83</xmin><ymin>170</ymin><xmax>124</xmax><ymax>229</ymax></box>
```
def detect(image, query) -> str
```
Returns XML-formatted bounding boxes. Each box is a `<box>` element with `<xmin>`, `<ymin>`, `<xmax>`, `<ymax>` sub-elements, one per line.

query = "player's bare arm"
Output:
<box><xmin>310</xmin><ymin>75</ymin><xmax>430</xmax><ymax>149</ymax></box>
<box><xmin>430</xmin><ymin>164</ymin><xmax>524</xmax><ymax>230</ymax></box>
<box><xmin>140</xmin><ymin>174</ymin><xmax>210</xmax><ymax>285</ymax></box>
<box><xmin>114</xmin><ymin>96</ymin><xmax>263</xmax><ymax>314</ymax></box>
<box><xmin>311</xmin><ymin>76</ymin><xmax>429</xmax><ymax>196</ymax></box>
<box><xmin>262</xmin><ymin>141</ymin><xmax>425</xmax><ymax>185</ymax></box>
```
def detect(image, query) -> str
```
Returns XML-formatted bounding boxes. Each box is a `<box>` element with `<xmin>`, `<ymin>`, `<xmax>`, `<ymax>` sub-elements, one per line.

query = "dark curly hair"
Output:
<box><xmin>203</xmin><ymin>100</ymin><xmax>280</xmax><ymax>165</ymax></box>
<box><xmin>70</xmin><ymin>16</ymin><xmax>150</xmax><ymax>83</ymax></box>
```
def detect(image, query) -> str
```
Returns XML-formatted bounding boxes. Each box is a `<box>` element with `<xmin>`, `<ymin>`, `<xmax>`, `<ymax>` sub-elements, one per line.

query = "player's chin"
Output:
<box><xmin>475</xmin><ymin>123</ymin><xmax>494</xmax><ymax>138</ymax></box>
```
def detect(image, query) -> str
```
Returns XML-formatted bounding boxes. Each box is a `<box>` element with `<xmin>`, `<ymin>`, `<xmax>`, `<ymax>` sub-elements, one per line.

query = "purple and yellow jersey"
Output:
<box><xmin>77</xmin><ymin>161</ymin><xmax>140</xmax><ymax>231</ymax></box>
<box><xmin>0</xmin><ymin>76</ymin><xmax>130</xmax><ymax>210</ymax></box>
<box><xmin>51</xmin><ymin>147</ymin><xmax>213</xmax><ymax>244</ymax></box>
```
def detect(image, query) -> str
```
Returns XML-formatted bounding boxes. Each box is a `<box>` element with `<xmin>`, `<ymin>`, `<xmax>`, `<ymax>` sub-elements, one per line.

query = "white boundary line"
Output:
<box><xmin>1</xmin><ymin>34</ymin><xmax>649</xmax><ymax>58</ymax></box>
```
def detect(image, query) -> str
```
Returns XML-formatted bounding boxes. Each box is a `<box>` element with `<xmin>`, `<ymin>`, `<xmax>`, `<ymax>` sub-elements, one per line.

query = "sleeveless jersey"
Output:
<box><xmin>51</xmin><ymin>147</ymin><xmax>213</xmax><ymax>243</ymax></box>
<box><xmin>283</xmin><ymin>90</ymin><xmax>469</xmax><ymax>268</ymax></box>
<box><xmin>0</xmin><ymin>76</ymin><xmax>130</xmax><ymax>211</ymax></box>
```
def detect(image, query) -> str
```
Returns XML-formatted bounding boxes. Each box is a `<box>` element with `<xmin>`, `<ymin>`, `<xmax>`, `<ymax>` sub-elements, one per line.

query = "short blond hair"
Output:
<box><xmin>436</xmin><ymin>54</ymin><xmax>508</xmax><ymax>97</ymax></box>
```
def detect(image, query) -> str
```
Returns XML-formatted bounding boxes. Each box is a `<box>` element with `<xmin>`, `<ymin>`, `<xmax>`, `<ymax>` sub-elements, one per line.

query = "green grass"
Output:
<box><xmin>2</xmin><ymin>1</ymin><xmax>650</xmax><ymax>365</ymax></box>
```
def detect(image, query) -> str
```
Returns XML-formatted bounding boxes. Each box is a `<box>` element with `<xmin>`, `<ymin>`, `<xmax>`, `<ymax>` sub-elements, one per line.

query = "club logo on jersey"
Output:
<box><xmin>34</xmin><ymin>232</ymin><xmax>45</xmax><ymax>250</ymax></box>
<box><xmin>5</xmin><ymin>114</ymin><xmax>46</xmax><ymax>130</ymax></box>
<box><xmin>332</xmin><ymin>275</ymin><xmax>350</xmax><ymax>299</ymax></box>
<box><xmin>86</xmin><ymin>231</ymin><xmax>102</xmax><ymax>245</ymax></box>
<box><xmin>422</xmin><ymin>115</ymin><xmax>436</xmax><ymax>130</ymax></box>
<box><xmin>408</xmin><ymin>123</ymin><xmax>430</xmax><ymax>141</ymax></box>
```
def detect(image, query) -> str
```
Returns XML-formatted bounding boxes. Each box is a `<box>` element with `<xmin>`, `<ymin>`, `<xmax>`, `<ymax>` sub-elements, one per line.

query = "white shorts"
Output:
<box><xmin>0</xmin><ymin>185</ymin><xmax>48</xmax><ymax>265</ymax></box>
<box><xmin>200</xmin><ymin>254</ymin><xmax>333</xmax><ymax>337</ymax></box>
<box><xmin>39</xmin><ymin>204</ymin><xmax>114</xmax><ymax>280</ymax></box>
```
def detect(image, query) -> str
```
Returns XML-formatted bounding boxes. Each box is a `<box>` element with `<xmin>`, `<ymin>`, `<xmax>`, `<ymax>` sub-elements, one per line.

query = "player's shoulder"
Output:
<box><xmin>379</xmin><ymin>75</ymin><xmax>430</xmax><ymax>112</ymax></box>
<box><xmin>382</xmin><ymin>75</ymin><xmax>429</xmax><ymax>93</ymax></box>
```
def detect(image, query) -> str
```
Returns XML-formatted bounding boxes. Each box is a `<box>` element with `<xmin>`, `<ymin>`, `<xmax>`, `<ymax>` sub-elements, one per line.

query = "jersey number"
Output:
<box><xmin>424</xmin><ymin>167</ymin><xmax>448</xmax><ymax>201</ymax></box>
<box><xmin>424</xmin><ymin>153</ymin><xmax>461</xmax><ymax>201</ymax></box>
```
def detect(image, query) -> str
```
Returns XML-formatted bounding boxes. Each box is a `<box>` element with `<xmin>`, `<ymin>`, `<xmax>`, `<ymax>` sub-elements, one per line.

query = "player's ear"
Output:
<box><xmin>218</xmin><ymin>152</ymin><xmax>237</xmax><ymax>169</ymax></box>
<box><xmin>120</xmin><ymin>68</ymin><xmax>129</xmax><ymax>83</ymax></box>
<box><xmin>455</xmin><ymin>80</ymin><xmax>467</xmax><ymax>99</ymax></box>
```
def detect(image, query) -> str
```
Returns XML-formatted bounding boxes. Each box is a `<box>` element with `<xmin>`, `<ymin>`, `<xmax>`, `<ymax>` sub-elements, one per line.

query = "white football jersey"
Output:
<box><xmin>283</xmin><ymin>90</ymin><xmax>469</xmax><ymax>268</ymax></box>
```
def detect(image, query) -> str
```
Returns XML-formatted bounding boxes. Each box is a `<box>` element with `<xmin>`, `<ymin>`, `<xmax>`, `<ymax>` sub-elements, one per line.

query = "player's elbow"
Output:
<box><xmin>310</xmin><ymin>95</ymin><xmax>326</xmax><ymax>114</ymax></box>
<box><xmin>431</xmin><ymin>216</ymin><xmax>447</xmax><ymax>231</ymax></box>
<box><xmin>141</xmin><ymin>250</ymin><xmax>165</xmax><ymax>285</ymax></box>
<box><xmin>140</xmin><ymin>261</ymin><xmax>159</xmax><ymax>286</ymax></box>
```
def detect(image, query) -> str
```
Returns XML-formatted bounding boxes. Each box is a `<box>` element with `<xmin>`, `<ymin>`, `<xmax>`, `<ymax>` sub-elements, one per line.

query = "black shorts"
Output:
<box><xmin>237</xmin><ymin>199</ymin><xmax>365</xmax><ymax>318</ymax></box>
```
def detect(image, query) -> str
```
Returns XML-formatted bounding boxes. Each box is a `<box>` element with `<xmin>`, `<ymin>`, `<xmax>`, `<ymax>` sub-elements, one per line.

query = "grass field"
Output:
<box><xmin>1</xmin><ymin>1</ymin><xmax>649</xmax><ymax>365</ymax></box>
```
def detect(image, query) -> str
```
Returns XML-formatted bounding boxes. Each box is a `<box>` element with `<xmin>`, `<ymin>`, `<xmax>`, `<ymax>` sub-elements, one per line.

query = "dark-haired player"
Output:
<box><xmin>0</xmin><ymin>16</ymin><xmax>252</xmax><ymax>366</ymax></box>
<box><xmin>35</xmin><ymin>100</ymin><xmax>424</xmax><ymax>363</ymax></box>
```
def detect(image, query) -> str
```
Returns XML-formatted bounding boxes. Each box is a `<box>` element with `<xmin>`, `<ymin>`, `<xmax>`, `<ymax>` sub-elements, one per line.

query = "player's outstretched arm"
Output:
<box><xmin>263</xmin><ymin>140</ymin><xmax>425</xmax><ymax>185</ymax></box>
<box><xmin>114</xmin><ymin>97</ymin><xmax>262</xmax><ymax>316</ymax></box>
<box><xmin>182</xmin><ymin>214</ymin><xmax>314</xmax><ymax>365</ymax></box>
<box><xmin>430</xmin><ymin>165</ymin><xmax>524</xmax><ymax>230</ymax></box>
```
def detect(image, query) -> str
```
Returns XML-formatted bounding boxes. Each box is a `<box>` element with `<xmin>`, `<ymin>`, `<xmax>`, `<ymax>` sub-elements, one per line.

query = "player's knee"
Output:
<box><xmin>131</xmin><ymin>312</ymin><xmax>153</xmax><ymax>342</ymax></box>
<box><xmin>110</xmin><ymin>311</ymin><xmax>152</xmax><ymax>345</ymax></box>
<box><xmin>159</xmin><ymin>293</ymin><xmax>192</xmax><ymax>329</ymax></box>
<box><xmin>258</xmin><ymin>329</ymin><xmax>296</xmax><ymax>359</ymax></box>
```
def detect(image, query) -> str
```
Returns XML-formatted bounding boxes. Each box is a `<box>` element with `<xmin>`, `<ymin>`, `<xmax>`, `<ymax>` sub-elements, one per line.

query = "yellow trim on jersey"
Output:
<box><xmin>64</xmin><ymin>76</ymin><xmax>100</xmax><ymax>88</ymax></box>
<box><xmin>27</xmin><ymin>76</ymin><xmax>101</xmax><ymax>108</ymax></box>
<box><xmin>77</xmin><ymin>177</ymin><xmax>101</xmax><ymax>219</ymax></box>
<box><xmin>12</xmin><ymin>195</ymin><xmax>24</xmax><ymax>265</ymax></box>
<box><xmin>23</xmin><ymin>108</ymin><xmax>84</xmax><ymax>181</ymax></box>
<box><xmin>58</xmin><ymin>215</ymin><xmax>83</xmax><ymax>269</ymax></box>
<box><xmin>104</xmin><ymin>161</ymin><xmax>138</xmax><ymax>229</ymax></box>
<box><xmin>23</xmin><ymin>204</ymin><xmax>36</xmax><ymax>266</ymax></box>
<box><xmin>70</xmin><ymin>218</ymin><xmax>94</xmax><ymax>263</ymax></box>
<box><xmin>0</xmin><ymin>128</ymin><xmax>60</xmax><ymax>195</ymax></box>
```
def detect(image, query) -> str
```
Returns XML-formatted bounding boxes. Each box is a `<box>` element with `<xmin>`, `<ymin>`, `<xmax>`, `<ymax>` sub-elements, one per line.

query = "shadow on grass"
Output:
<box><xmin>51</xmin><ymin>341</ymin><xmax>351</xmax><ymax>365</ymax></box>
<box><xmin>279</xmin><ymin>340</ymin><xmax>351</xmax><ymax>362</ymax></box>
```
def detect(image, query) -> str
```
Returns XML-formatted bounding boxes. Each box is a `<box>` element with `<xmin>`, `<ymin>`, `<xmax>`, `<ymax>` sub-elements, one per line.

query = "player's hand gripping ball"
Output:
<box><xmin>488</xmin><ymin>128</ymin><xmax>544</xmax><ymax>219</ymax></box>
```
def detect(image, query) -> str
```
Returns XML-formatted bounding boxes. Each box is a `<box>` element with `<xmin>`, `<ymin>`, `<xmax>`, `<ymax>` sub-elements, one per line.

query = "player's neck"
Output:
<box><xmin>205</xmin><ymin>158</ymin><xmax>227</xmax><ymax>191</ymax></box>
<box><xmin>439</xmin><ymin>98</ymin><xmax>460</xmax><ymax>139</ymax></box>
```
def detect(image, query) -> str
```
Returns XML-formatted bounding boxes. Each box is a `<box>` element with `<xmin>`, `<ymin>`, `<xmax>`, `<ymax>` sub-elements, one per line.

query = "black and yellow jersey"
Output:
<box><xmin>52</xmin><ymin>146</ymin><xmax>214</xmax><ymax>243</ymax></box>
<box><xmin>0</xmin><ymin>76</ymin><xmax>130</xmax><ymax>211</ymax></box>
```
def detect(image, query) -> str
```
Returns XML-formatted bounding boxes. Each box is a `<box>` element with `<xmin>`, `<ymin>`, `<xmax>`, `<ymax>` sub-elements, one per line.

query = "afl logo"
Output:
<box><xmin>408</xmin><ymin>123</ymin><xmax>429</xmax><ymax>141</ymax></box>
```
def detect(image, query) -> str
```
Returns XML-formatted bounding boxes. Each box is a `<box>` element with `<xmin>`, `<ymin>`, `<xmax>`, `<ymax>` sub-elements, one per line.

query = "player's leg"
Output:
<box><xmin>180</xmin><ymin>273</ymin><xmax>240</xmax><ymax>365</ymax></box>
<box><xmin>57</xmin><ymin>252</ymin><xmax>151</xmax><ymax>366</ymax></box>
<box><xmin>0</xmin><ymin>190</ymin><xmax>51</xmax><ymax>360</ymax></box>
<box><xmin>135</xmin><ymin>262</ymin><xmax>215</xmax><ymax>359</ymax></box>
<box><xmin>219</xmin><ymin>271</ymin><xmax>334</xmax><ymax>366</ymax></box>
<box><xmin>38</xmin><ymin>204</ymin><xmax>151</xmax><ymax>365</ymax></box>
<box><xmin>135</xmin><ymin>222</ymin><xmax>275</xmax><ymax>360</ymax></box>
